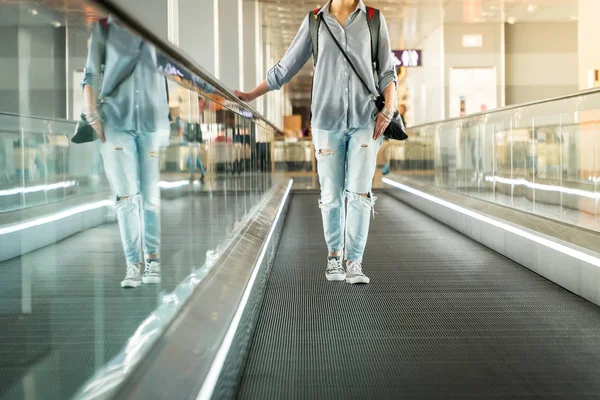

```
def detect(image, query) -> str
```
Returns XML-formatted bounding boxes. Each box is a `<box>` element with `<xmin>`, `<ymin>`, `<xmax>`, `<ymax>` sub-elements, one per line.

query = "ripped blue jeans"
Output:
<box><xmin>313</xmin><ymin>122</ymin><xmax>382</xmax><ymax>263</ymax></box>
<box><xmin>99</xmin><ymin>128</ymin><xmax>161</xmax><ymax>266</ymax></box>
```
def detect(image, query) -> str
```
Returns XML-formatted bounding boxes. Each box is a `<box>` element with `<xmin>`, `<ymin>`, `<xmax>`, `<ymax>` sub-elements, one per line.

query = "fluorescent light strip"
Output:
<box><xmin>382</xmin><ymin>177</ymin><xmax>600</xmax><ymax>268</ymax></box>
<box><xmin>0</xmin><ymin>199</ymin><xmax>112</xmax><ymax>235</ymax></box>
<box><xmin>156</xmin><ymin>180</ymin><xmax>190</xmax><ymax>189</ymax></box>
<box><xmin>196</xmin><ymin>180</ymin><xmax>293</xmax><ymax>400</ymax></box>
<box><xmin>485</xmin><ymin>175</ymin><xmax>599</xmax><ymax>200</ymax></box>
<box><xmin>0</xmin><ymin>180</ymin><xmax>77</xmax><ymax>196</ymax></box>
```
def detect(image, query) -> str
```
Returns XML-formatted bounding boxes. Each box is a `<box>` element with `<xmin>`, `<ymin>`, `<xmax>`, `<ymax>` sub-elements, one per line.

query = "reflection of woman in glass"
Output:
<box><xmin>82</xmin><ymin>17</ymin><xmax>169</xmax><ymax>288</ymax></box>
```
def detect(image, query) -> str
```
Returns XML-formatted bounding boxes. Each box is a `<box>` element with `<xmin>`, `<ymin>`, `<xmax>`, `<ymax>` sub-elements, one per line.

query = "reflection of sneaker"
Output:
<box><xmin>121</xmin><ymin>265</ymin><xmax>142</xmax><ymax>288</ymax></box>
<box><xmin>325</xmin><ymin>257</ymin><xmax>345</xmax><ymax>281</ymax></box>
<box><xmin>142</xmin><ymin>261</ymin><xmax>161</xmax><ymax>284</ymax></box>
<box><xmin>346</xmin><ymin>262</ymin><xmax>370</xmax><ymax>284</ymax></box>
<box><xmin>382</xmin><ymin>163</ymin><xmax>390</xmax><ymax>175</ymax></box>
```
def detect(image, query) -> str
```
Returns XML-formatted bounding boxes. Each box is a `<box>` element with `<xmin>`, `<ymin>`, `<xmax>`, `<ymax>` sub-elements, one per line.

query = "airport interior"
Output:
<box><xmin>2</xmin><ymin>0</ymin><xmax>600</xmax><ymax>398</ymax></box>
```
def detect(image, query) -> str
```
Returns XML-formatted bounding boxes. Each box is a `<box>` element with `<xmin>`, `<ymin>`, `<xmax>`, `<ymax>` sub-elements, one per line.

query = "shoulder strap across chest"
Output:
<box><xmin>308</xmin><ymin>6</ymin><xmax>381</xmax><ymax>75</ymax></box>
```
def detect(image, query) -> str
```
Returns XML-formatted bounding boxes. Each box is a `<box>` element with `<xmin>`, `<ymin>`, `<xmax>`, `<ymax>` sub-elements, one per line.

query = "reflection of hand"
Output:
<box><xmin>85</xmin><ymin>110</ymin><xmax>105</xmax><ymax>143</ymax></box>
<box><xmin>374</xmin><ymin>112</ymin><xmax>391</xmax><ymax>140</ymax></box>
<box><xmin>91</xmin><ymin>120</ymin><xmax>105</xmax><ymax>143</ymax></box>
<box><xmin>234</xmin><ymin>90</ymin><xmax>254</xmax><ymax>103</ymax></box>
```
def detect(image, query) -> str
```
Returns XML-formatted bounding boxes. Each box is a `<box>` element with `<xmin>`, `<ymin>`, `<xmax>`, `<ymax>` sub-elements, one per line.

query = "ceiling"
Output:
<box><xmin>259</xmin><ymin>0</ymin><xmax>578</xmax><ymax>107</ymax></box>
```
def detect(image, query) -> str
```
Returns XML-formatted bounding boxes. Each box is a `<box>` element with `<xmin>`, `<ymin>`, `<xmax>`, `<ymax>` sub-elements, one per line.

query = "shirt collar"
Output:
<box><xmin>318</xmin><ymin>0</ymin><xmax>367</xmax><ymax>15</ymax></box>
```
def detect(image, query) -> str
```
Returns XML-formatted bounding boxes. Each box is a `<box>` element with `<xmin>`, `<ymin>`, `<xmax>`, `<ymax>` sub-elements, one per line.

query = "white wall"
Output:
<box><xmin>218</xmin><ymin>0</ymin><xmax>243</xmax><ymax>89</ymax></box>
<box><xmin>178</xmin><ymin>0</ymin><xmax>219</xmax><ymax>76</ymax></box>
<box><xmin>578</xmin><ymin>0</ymin><xmax>600</xmax><ymax>90</ymax></box>
<box><xmin>443</xmin><ymin>23</ymin><xmax>505</xmax><ymax>118</ymax></box>
<box><xmin>505</xmin><ymin>22</ymin><xmax>578</xmax><ymax>104</ymax></box>
<box><xmin>404</xmin><ymin>25</ymin><xmax>445</xmax><ymax>126</ymax></box>
<box><xmin>243</xmin><ymin>0</ymin><xmax>261</xmax><ymax>93</ymax></box>
<box><xmin>112</xmin><ymin>0</ymin><xmax>168</xmax><ymax>41</ymax></box>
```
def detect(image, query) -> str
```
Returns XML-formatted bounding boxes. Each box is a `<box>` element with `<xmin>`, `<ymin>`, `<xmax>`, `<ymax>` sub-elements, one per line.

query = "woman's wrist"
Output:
<box><xmin>84</xmin><ymin>109</ymin><xmax>100</xmax><ymax>123</ymax></box>
<box><xmin>380</xmin><ymin>107</ymin><xmax>394</xmax><ymax>120</ymax></box>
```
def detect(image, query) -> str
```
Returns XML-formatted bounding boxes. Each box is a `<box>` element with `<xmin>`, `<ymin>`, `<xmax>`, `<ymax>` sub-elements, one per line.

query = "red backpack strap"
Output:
<box><xmin>364</xmin><ymin>7</ymin><xmax>380</xmax><ymax>76</ymax></box>
<box><xmin>366</xmin><ymin>6</ymin><xmax>376</xmax><ymax>20</ymax></box>
<box><xmin>313</xmin><ymin>8</ymin><xmax>321</xmax><ymax>17</ymax></box>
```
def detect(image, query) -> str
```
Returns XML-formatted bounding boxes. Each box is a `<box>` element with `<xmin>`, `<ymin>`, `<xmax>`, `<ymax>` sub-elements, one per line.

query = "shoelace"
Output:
<box><xmin>125</xmin><ymin>265</ymin><xmax>139</xmax><ymax>279</ymax></box>
<box><xmin>144</xmin><ymin>262</ymin><xmax>159</xmax><ymax>275</ymax></box>
<box><xmin>327</xmin><ymin>258</ymin><xmax>342</xmax><ymax>272</ymax></box>
<box><xmin>347</xmin><ymin>262</ymin><xmax>363</xmax><ymax>276</ymax></box>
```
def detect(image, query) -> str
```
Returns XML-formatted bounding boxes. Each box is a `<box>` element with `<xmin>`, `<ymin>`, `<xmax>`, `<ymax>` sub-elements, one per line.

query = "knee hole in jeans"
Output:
<box><xmin>116</xmin><ymin>193</ymin><xmax>139</xmax><ymax>202</ymax></box>
<box><xmin>345</xmin><ymin>190</ymin><xmax>377</xmax><ymax>217</ymax></box>
<box><xmin>147</xmin><ymin>151</ymin><xmax>159</xmax><ymax>158</ymax></box>
<box><xmin>318</xmin><ymin>198</ymin><xmax>342</xmax><ymax>212</ymax></box>
<box><xmin>318</xmin><ymin>149</ymin><xmax>333</xmax><ymax>156</ymax></box>
<box><xmin>360</xmin><ymin>144</ymin><xmax>368</xmax><ymax>148</ymax></box>
<box><xmin>115</xmin><ymin>147</ymin><xmax>124</xmax><ymax>151</ymax></box>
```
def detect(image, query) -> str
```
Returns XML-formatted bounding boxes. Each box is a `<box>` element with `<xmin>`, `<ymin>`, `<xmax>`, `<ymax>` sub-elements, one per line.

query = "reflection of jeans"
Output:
<box><xmin>469</xmin><ymin>139</ymin><xmax>482</xmax><ymax>171</ymax></box>
<box><xmin>35</xmin><ymin>151</ymin><xmax>47</xmax><ymax>179</ymax></box>
<box><xmin>313</xmin><ymin>123</ymin><xmax>382</xmax><ymax>263</ymax></box>
<box><xmin>186</xmin><ymin>144</ymin><xmax>205</xmax><ymax>176</ymax></box>
<box><xmin>100</xmin><ymin>128</ymin><xmax>161</xmax><ymax>265</ymax></box>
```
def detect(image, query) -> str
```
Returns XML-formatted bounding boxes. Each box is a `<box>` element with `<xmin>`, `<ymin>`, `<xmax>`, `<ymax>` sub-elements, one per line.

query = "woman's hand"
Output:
<box><xmin>234</xmin><ymin>90</ymin><xmax>255</xmax><ymax>103</ymax></box>
<box><xmin>374</xmin><ymin>111</ymin><xmax>392</xmax><ymax>140</ymax></box>
<box><xmin>234</xmin><ymin>82</ymin><xmax>270</xmax><ymax>103</ymax></box>
<box><xmin>91</xmin><ymin>120</ymin><xmax>105</xmax><ymax>143</ymax></box>
<box><xmin>85</xmin><ymin>109</ymin><xmax>105</xmax><ymax>143</ymax></box>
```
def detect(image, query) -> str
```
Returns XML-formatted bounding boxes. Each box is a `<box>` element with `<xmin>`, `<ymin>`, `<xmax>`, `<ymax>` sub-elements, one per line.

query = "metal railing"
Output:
<box><xmin>95</xmin><ymin>0</ymin><xmax>282</xmax><ymax>134</ymax></box>
<box><xmin>387</xmin><ymin>88</ymin><xmax>600</xmax><ymax>233</ymax></box>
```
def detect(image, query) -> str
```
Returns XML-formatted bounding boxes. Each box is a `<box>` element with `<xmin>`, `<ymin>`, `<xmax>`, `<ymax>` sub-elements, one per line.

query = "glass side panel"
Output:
<box><xmin>388</xmin><ymin>92</ymin><xmax>600</xmax><ymax>234</ymax></box>
<box><xmin>0</xmin><ymin>1</ymin><xmax>279</xmax><ymax>400</ymax></box>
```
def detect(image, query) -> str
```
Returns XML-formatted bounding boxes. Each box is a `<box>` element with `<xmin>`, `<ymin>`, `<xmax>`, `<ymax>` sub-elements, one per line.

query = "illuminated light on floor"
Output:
<box><xmin>383</xmin><ymin>177</ymin><xmax>600</xmax><ymax>268</ymax></box>
<box><xmin>197</xmin><ymin>179</ymin><xmax>293</xmax><ymax>400</ymax></box>
<box><xmin>0</xmin><ymin>199</ymin><xmax>113</xmax><ymax>235</ymax></box>
<box><xmin>484</xmin><ymin>175</ymin><xmax>600</xmax><ymax>200</ymax></box>
<box><xmin>156</xmin><ymin>180</ymin><xmax>190</xmax><ymax>189</ymax></box>
<box><xmin>0</xmin><ymin>180</ymin><xmax>77</xmax><ymax>196</ymax></box>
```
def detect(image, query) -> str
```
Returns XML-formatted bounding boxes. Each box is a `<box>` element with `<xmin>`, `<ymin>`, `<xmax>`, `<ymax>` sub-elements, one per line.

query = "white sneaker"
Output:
<box><xmin>142</xmin><ymin>260</ymin><xmax>161</xmax><ymax>284</ymax></box>
<box><xmin>121</xmin><ymin>265</ymin><xmax>142</xmax><ymax>288</ymax></box>
<box><xmin>346</xmin><ymin>261</ymin><xmax>370</xmax><ymax>284</ymax></box>
<box><xmin>325</xmin><ymin>257</ymin><xmax>345</xmax><ymax>281</ymax></box>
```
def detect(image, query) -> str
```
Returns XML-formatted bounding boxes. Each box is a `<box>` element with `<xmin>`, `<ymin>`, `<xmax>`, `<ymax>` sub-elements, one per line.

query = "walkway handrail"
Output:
<box><xmin>409</xmin><ymin>87</ymin><xmax>600</xmax><ymax>131</ymax></box>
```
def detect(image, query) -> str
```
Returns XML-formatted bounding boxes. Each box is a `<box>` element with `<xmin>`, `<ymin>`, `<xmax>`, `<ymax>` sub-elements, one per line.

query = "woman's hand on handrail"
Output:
<box><xmin>234</xmin><ymin>81</ymin><xmax>270</xmax><ymax>103</ymax></box>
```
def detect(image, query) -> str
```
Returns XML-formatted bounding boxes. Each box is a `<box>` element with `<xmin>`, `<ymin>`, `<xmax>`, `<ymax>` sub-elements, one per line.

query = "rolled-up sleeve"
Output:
<box><xmin>377</xmin><ymin>13</ymin><xmax>397</xmax><ymax>91</ymax></box>
<box><xmin>266</xmin><ymin>15</ymin><xmax>312</xmax><ymax>91</ymax></box>
<box><xmin>81</xmin><ymin>21</ymin><xmax>105</xmax><ymax>92</ymax></box>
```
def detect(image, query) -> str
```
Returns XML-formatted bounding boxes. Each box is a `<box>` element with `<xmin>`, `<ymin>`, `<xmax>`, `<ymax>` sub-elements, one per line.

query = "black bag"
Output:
<box><xmin>194</xmin><ymin>123</ymin><xmax>203</xmax><ymax>143</ymax></box>
<box><xmin>72</xmin><ymin>114</ymin><xmax>97</xmax><ymax>144</ymax></box>
<box><xmin>321</xmin><ymin>16</ymin><xmax>408</xmax><ymax>141</ymax></box>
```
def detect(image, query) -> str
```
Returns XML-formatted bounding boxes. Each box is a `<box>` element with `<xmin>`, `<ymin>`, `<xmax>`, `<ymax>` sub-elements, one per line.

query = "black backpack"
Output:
<box><xmin>308</xmin><ymin>6</ymin><xmax>382</xmax><ymax>79</ymax></box>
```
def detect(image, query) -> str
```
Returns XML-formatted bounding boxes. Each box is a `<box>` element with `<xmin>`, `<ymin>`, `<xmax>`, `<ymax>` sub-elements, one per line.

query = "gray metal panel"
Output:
<box><xmin>239</xmin><ymin>193</ymin><xmax>600</xmax><ymax>399</ymax></box>
<box><xmin>0</xmin><ymin>191</ymin><xmax>268</xmax><ymax>400</ymax></box>
<box><xmin>384</xmin><ymin>179</ymin><xmax>600</xmax><ymax>306</ymax></box>
<box><xmin>111</xmin><ymin>180</ymin><xmax>292</xmax><ymax>400</ymax></box>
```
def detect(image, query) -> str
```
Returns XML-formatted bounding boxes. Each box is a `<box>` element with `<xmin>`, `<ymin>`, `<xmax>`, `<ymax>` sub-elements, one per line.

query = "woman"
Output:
<box><xmin>82</xmin><ymin>17</ymin><xmax>169</xmax><ymax>288</ymax></box>
<box><xmin>235</xmin><ymin>0</ymin><xmax>397</xmax><ymax>284</ymax></box>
